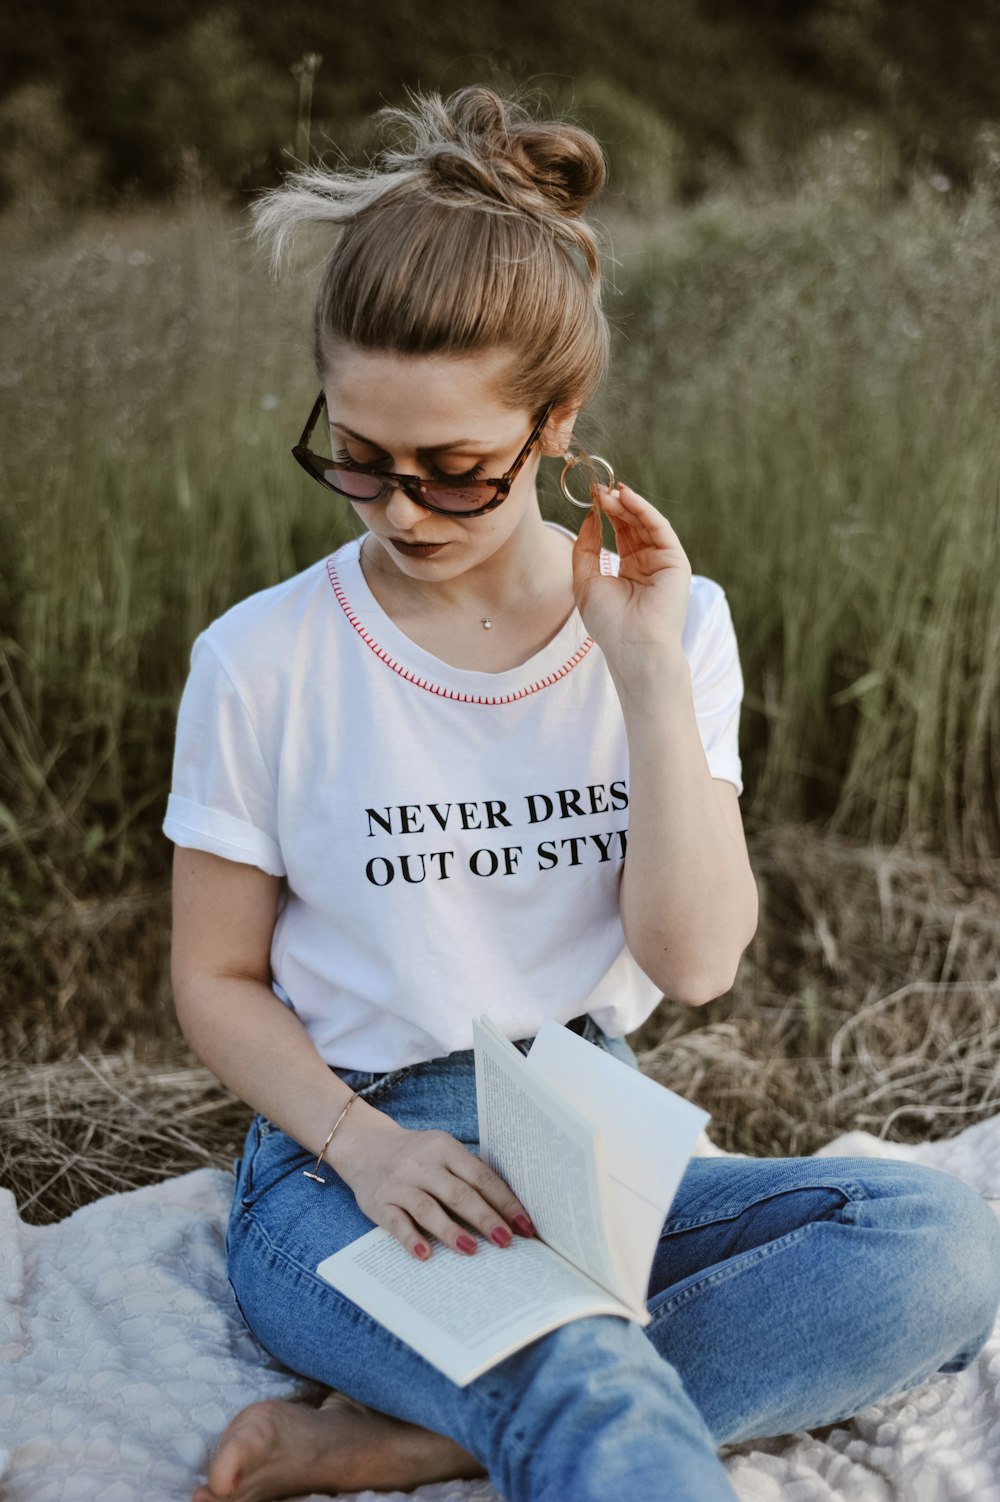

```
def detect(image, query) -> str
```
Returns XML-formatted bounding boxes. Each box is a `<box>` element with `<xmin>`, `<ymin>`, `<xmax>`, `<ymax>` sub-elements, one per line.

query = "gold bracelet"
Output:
<box><xmin>302</xmin><ymin>1092</ymin><xmax>359</xmax><ymax>1185</ymax></box>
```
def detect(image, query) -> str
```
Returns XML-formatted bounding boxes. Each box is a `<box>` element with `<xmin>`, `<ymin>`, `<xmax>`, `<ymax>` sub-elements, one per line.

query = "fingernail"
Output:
<box><xmin>413</xmin><ymin>1241</ymin><xmax>430</xmax><ymax>1260</ymax></box>
<box><xmin>512</xmin><ymin>1214</ymin><xmax>535</xmax><ymax>1237</ymax></box>
<box><xmin>490</xmin><ymin>1226</ymin><xmax>512</xmax><ymax>1248</ymax></box>
<box><xmin>457</xmin><ymin>1233</ymin><xmax>477</xmax><ymax>1255</ymax></box>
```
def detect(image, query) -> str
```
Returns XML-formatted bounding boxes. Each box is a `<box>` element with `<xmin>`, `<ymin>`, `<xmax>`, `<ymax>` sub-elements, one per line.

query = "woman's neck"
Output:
<box><xmin>359</xmin><ymin>508</ymin><xmax>573</xmax><ymax>621</ymax></box>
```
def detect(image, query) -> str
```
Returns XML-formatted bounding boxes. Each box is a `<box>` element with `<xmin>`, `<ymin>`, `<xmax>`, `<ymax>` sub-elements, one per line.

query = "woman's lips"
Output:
<box><xmin>389</xmin><ymin>538</ymin><xmax>449</xmax><ymax>556</ymax></box>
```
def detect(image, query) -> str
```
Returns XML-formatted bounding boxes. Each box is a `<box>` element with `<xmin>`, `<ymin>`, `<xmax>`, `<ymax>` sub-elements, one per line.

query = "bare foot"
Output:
<box><xmin>191</xmin><ymin>1389</ymin><xmax>487</xmax><ymax>1502</ymax></box>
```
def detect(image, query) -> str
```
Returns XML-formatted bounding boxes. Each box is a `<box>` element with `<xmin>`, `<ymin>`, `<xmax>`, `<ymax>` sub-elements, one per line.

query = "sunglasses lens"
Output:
<box><xmin>301</xmin><ymin>452</ymin><xmax>501</xmax><ymax>514</ymax></box>
<box><xmin>318</xmin><ymin>464</ymin><xmax>386</xmax><ymax>501</ymax></box>
<box><xmin>420</xmin><ymin>483</ymin><xmax>502</xmax><ymax>514</ymax></box>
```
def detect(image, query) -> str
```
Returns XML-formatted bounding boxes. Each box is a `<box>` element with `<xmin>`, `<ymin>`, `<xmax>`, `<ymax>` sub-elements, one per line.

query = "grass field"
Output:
<box><xmin>2</xmin><ymin>164</ymin><xmax>998</xmax><ymax>1222</ymax></box>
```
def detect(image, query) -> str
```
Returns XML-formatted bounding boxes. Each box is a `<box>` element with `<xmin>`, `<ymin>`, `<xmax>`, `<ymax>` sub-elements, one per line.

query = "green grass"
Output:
<box><xmin>3</xmin><ymin>176</ymin><xmax>997</xmax><ymax>932</ymax></box>
<box><xmin>598</xmin><ymin>181</ymin><xmax>1000</xmax><ymax>860</ymax></box>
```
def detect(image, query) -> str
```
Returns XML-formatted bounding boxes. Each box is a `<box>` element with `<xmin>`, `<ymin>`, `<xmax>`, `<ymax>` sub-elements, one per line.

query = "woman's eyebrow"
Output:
<box><xmin>331</xmin><ymin>421</ymin><xmax>489</xmax><ymax>455</ymax></box>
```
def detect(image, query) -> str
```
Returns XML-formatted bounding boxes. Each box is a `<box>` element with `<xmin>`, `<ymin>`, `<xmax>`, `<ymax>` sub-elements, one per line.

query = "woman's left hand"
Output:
<box><xmin>570</xmin><ymin>481</ymin><xmax>692</xmax><ymax>669</ymax></box>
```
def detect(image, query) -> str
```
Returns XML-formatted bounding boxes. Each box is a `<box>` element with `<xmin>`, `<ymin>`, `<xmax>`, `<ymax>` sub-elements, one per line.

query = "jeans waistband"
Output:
<box><xmin>328</xmin><ymin>1012</ymin><xmax>600</xmax><ymax>1096</ymax></box>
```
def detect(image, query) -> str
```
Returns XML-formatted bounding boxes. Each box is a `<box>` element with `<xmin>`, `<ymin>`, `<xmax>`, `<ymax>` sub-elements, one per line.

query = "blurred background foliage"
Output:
<box><xmin>1</xmin><ymin>0</ymin><xmax>999</xmax><ymax>212</ymax></box>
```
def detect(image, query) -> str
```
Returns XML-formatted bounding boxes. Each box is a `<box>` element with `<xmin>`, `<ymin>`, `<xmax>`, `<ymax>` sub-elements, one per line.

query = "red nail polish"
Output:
<box><xmin>512</xmin><ymin>1214</ymin><xmax>535</xmax><ymax>1237</ymax></box>
<box><xmin>491</xmin><ymin>1226</ymin><xmax>512</xmax><ymax>1248</ymax></box>
<box><xmin>414</xmin><ymin>1242</ymin><xmax>430</xmax><ymax>1259</ymax></box>
<box><xmin>457</xmin><ymin>1233</ymin><xmax>477</xmax><ymax>1254</ymax></box>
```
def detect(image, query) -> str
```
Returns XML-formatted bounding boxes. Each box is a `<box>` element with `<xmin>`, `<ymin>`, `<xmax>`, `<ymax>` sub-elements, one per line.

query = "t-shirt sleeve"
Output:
<box><xmin>161</xmin><ymin>633</ymin><xmax>286</xmax><ymax>877</ymax></box>
<box><xmin>688</xmin><ymin>587</ymin><xmax>745</xmax><ymax>796</ymax></box>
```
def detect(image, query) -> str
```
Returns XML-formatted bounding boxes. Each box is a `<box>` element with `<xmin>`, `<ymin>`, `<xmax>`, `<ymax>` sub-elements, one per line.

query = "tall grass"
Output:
<box><xmin>1</xmin><ymin>198</ymin><xmax>353</xmax><ymax>915</ymax></box>
<box><xmin>601</xmin><ymin>181</ymin><xmax>1000</xmax><ymax>863</ymax></box>
<box><xmin>1</xmin><ymin>170</ymin><xmax>998</xmax><ymax>1057</ymax></box>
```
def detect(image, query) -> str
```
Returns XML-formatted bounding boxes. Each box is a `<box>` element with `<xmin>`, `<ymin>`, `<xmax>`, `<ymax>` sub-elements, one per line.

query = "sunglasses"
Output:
<box><xmin>292</xmin><ymin>392</ymin><xmax>556</xmax><ymax>518</ymax></box>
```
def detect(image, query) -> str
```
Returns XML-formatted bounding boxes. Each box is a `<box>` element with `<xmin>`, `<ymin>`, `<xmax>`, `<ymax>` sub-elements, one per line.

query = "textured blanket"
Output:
<box><xmin>3</xmin><ymin>1118</ymin><xmax>1000</xmax><ymax>1502</ymax></box>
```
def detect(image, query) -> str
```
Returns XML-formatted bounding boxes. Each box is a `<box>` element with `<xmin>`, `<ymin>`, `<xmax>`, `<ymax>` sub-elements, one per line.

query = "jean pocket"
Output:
<box><xmin>239</xmin><ymin>1115</ymin><xmax>312</xmax><ymax>1213</ymax></box>
<box><xmin>335</xmin><ymin>1062</ymin><xmax>420</xmax><ymax>1104</ymax></box>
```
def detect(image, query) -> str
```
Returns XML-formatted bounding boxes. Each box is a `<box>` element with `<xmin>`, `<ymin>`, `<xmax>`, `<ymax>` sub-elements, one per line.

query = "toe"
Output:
<box><xmin>206</xmin><ymin>1448</ymin><xmax>242</xmax><ymax>1498</ymax></box>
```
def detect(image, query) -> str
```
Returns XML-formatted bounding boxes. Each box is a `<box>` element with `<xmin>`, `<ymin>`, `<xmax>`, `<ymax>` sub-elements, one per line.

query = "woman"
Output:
<box><xmin>163</xmin><ymin>86</ymin><xmax>1000</xmax><ymax>1502</ymax></box>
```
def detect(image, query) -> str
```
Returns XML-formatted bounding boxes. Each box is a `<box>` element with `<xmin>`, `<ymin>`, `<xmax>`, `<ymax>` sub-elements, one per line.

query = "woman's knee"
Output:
<box><xmin>921</xmin><ymin>1167</ymin><xmax>1000</xmax><ymax>1363</ymax></box>
<box><xmin>860</xmin><ymin>1162</ymin><xmax>1000</xmax><ymax>1357</ymax></box>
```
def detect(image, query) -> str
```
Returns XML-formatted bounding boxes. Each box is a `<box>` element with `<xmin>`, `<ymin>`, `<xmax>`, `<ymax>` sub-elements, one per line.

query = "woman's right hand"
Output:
<box><xmin>333</xmin><ymin>1111</ymin><xmax>536</xmax><ymax>1261</ymax></box>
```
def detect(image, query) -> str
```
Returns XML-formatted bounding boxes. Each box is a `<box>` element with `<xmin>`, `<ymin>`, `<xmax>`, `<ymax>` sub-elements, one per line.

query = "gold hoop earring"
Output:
<box><xmin>560</xmin><ymin>453</ymin><xmax>616</xmax><ymax>509</ymax></box>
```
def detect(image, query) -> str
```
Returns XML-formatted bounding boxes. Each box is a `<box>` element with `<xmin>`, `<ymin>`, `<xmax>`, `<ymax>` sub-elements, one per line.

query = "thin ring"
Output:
<box><xmin>560</xmin><ymin>454</ymin><xmax>616</xmax><ymax>509</ymax></box>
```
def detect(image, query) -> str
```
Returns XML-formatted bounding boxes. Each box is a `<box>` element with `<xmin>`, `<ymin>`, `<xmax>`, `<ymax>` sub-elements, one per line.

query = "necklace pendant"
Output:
<box><xmin>481</xmin><ymin>617</ymin><xmax>493</xmax><ymax>630</ymax></box>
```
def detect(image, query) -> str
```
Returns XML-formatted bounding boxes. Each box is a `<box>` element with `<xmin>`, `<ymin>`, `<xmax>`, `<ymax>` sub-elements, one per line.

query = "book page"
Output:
<box><xmin>525</xmin><ymin>1020</ymin><xmax>710</xmax><ymax>1311</ymax></box>
<box><xmin>473</xmin><ymin>1015</ymin><xmax>627</xmax><ymax>1298</ymax></box>
<box><xmin>316</xmin><ymin>1223</ymin><xmax>646</xmax><ymax>1388</ymax></box>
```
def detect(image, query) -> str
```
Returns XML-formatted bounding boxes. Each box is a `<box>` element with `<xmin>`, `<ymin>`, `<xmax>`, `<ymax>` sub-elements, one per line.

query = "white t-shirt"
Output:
<box><xmin>162</xmin><ymin>522</ymin><xmax>744</xmax><ymax>1070</ymax></box>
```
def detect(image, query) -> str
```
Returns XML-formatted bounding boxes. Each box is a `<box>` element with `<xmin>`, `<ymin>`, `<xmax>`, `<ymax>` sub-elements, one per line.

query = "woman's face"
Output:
<box><xmin>321</xmin><ymin>344</ymin><xmax>573</xmax><ymax>584</ymax></box>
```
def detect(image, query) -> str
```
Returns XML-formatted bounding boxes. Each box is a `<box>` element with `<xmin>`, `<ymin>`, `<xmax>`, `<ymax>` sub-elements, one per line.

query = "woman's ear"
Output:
<box><xmin>539</xmin><ymin>402</ymin><xmax>581</xmax><ymax>459</ymax></box>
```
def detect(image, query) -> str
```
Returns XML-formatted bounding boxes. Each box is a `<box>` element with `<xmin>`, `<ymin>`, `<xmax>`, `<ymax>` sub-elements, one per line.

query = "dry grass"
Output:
<box><xmin>632</xmin><ymin>824</ymin><xmax>1000</xmax><ymax>1156</ymax></box>
<box><xmin>0</xmin><ymin>1053</ymin><xmax>250</xmax><ymax>1224</ymax></box>
<box><xmin>3</xmin><ymin>823</ymin><xmax>998</xmax><ymax>1225</ymax></box>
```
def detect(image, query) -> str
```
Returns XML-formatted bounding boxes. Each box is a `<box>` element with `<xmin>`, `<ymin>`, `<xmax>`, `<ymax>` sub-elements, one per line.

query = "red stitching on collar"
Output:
<box><xmin>325</xmin><ymin>549</ymin><xmax>613</xmax><ymax>706</ymax></box>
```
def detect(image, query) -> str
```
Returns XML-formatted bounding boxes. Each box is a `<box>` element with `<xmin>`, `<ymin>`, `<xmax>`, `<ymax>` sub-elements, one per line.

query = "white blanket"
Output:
<box><xmin>3</xmin><ymin>1119</ymin><xmax>1000</xmax><ymax>1502</ymax></box>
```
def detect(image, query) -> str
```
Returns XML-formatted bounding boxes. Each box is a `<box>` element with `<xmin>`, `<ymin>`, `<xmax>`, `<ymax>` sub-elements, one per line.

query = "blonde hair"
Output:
<box><xmin>250</xmin><ymin>85</ymin><xmax>612</xmax><ymax>429</ymax></box>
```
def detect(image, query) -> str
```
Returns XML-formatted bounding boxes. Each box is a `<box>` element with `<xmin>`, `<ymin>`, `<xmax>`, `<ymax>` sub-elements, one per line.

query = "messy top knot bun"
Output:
<box><xmin>378</xmin><ymin>85</ymin><xmax>607</xmax><ymax>235</ymax></box>
<box><xmin>251</xmin><ymin>85</ymin><xmax>612</xmax><ymax>418</ymax></box>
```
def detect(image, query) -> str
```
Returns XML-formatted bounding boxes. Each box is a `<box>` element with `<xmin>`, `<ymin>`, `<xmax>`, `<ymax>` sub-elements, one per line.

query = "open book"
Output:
<box><xmin>315</xmin><ymin>1015</ymin><xmax>708</xmax><ymax>1386</ymax></box>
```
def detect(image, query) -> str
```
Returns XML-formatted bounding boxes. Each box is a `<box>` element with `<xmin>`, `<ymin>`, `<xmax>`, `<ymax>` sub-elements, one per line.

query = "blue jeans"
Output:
<box><xmin>226</xmin><ymin>1015</ymin><xmax>1000</xmax><ymax>1502</ymax></box>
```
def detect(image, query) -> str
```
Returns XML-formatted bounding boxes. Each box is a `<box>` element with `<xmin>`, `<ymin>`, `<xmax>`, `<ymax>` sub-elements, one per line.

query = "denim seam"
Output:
<box><xmin>232</xmin><ymin>1211</ymin><xmax>537</xmax><ymax>1472</ymax></box>
<box><xmin>662</xmin><ymin>1179</ymin><xmax>873</xmax><ymax>1234</ymax></box>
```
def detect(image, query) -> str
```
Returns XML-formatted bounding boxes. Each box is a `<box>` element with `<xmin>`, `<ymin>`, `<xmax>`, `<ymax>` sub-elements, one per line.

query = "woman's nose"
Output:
<box><xmin>383</xmin><ymin>486</ymin><xmax>431</xmax><ymax>530</ymax></box>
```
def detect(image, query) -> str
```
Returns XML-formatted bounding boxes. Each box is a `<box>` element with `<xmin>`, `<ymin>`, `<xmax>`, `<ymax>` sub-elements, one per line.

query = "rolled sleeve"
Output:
<box><xmin>688</xmin><ymin>588</ymin><xmax>744</xmax><ymax>797</ymax></box>
<box><xmin>161</xmin><ymin>634</ymin><xmax>286</xmax><ymax>877</ymax></box>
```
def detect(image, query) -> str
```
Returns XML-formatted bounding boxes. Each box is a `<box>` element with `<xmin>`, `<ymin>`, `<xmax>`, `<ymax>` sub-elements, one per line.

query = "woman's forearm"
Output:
<box><xmin>611</xmin><ymin>647</ymin><xmax>758</xmax><ymax>1003</ymax></box>
<box><xmin>173</xmin><ymin>974</ymin><xmax>402</xmax><ymax>1175</ymax></box>
<box><xmin>174</xmin><ymin>969</ymin><xmax>538</xmax><ymax>1263</ymax></box>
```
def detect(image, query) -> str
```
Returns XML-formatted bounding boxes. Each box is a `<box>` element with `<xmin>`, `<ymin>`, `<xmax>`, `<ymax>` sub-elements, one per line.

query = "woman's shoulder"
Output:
<box><xmin>183</xmin><ymin>549</ymin><xmax>354</xmax><ymax>705</ymax></box>
<box><xmin>682</xmin><ymin>575</ymin><xmax>739</xmax><ymax>680</ymax></box>
<box><xmin>192</xmin><ymin>550</ymin><xmax>344</xmax><ymax>689</ymax></box>
<box><xmin>683</xmin><ymin>574</ymin><xmax>731</xmax><ymax>646</ymax></box>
